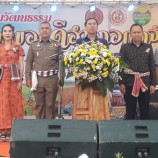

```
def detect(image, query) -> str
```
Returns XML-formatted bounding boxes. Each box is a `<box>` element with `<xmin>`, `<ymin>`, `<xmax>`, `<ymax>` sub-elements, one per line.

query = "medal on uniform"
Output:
<box><xmin>54</xmin><ymin>44</ymin><xmax>58</xmax><ymax>47</ymax></box>
<box><xmin>49</xmin><ymin>43</ymin><xmax>54</xmax><ymax>47</ymax></box>
<box><xmin>37</xmin><ymin>52</ymin><xmax>39</xmax><ymax>56</ymax></box>
<box><xmin>37</xmin><ymin>43</ymin><xmax>40</xmax><ymax>47</ymax></box>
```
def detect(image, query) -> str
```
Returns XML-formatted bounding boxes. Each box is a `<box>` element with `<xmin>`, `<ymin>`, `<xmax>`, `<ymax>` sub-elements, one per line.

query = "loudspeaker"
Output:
<box><xmin>98</xmin><ymin>120</ymin><xmax>158</xmax><ymax>158</ymax></box>
<box><xmin>10</xmin><ymin>119</ymin><xmax>97</xmax><ymax>158</ymax></box>
<box><xmin>150</xmin><ymin>90</ymin><xmax>158</xmax><ymax>103</ymax></box>
<box><xmin>149</xmin><ymin>90</ymin><xmax>158</xmax><ymax>119</ymax></box>
<box><xmin>149</xmin><ymin>103</ymin><xmax>158</xmax><ymax>119</ymax></box>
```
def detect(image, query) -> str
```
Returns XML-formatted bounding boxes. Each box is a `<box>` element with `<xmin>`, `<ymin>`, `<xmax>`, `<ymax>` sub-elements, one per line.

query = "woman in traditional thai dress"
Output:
<box><xmin>0</xmin><ymin>24</ymin><xmax>24</xmax><ymax>141</ymax></box>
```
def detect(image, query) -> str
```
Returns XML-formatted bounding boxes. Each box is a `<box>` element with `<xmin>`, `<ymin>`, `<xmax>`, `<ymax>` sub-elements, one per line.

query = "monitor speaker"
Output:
<box><xmin>10</xmin><ymin>119</ymin><xmax>98</xmax><ymax>158</ymax></box>
<box><xmin>98</xmin><ymin>120</ymin><xmax>158</xmax><ymax>158</ymax></box>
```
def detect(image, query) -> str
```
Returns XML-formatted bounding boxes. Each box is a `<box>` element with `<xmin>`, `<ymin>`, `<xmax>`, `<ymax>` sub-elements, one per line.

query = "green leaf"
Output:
<box><xmin>66</xmin><ymin>72</ymin><xmax>73</xmax><ymax>79</ymax></box>
<box><xmin>120</xmin><ymin>60</ymin><xmax>129</xmax><ymax>69</ymax></box>
<box><xmin>80</xmin><ymin>80</ymin><xmax>88</xmax><ymax>90</ymax></box>
<box><xmin>96</xmin><ymin>80</ymin><xmax>107</xmax><ymax>97</ymax></box>
<box><xmin>103</xmin><ymin>77</ymin><xmax>114</xmax><ymax>92</ymax></box>
<box><xmin>115</xmin><ymin>152</ymin><xmax>124</xmax><ymax>158</ymax></box>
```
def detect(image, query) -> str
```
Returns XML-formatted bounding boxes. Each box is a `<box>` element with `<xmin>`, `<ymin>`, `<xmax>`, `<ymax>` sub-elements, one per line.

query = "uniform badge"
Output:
<box><xmin>49</xmin><ymin>43</ymin><xmax>54</xmax><ymax>47</ymax></box>
<box><xmin>37</xmin><ymin>52</ymin><xmax>39</xmax><ymax>56</ymax></box>
<box><xmin>54</xmin><ymin>43</ymin><xmax>60</xmax><ymax>48</ymax></box>
<box><xmin>49</xmin><ymin>43</ymin><xmax>60</xmax><ymax>48</ymax></box>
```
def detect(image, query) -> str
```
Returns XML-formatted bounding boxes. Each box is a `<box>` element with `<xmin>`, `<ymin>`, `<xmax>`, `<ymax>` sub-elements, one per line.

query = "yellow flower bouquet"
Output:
<box><xmin>64</xmin><ymin>41</ymin><xmax>126</xmax><ymax>96</ymax></box>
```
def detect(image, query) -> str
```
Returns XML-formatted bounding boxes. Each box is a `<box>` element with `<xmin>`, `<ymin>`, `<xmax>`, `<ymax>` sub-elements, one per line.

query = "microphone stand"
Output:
<box><xmin>56</xmin><ymin>84</ymin><xmax>64</xmax><ymax>119</ymax></box>
<box><xmin>55</xmin><ymin>54</ymin><xmax>64</xmax><ymax>119</ymax></box>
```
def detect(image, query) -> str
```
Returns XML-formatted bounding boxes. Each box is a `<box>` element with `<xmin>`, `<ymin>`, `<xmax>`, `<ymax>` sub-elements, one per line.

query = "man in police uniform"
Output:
<box><xmin>25</xmin><ymin>22</ymin><xmax>64</xmax><ymax>119</ymax></box>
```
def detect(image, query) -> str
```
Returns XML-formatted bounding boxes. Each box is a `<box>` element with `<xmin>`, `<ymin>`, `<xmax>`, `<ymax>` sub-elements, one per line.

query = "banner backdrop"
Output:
<box><xmin>0</xmin><ymin>4</ymin><xmax>158</xmax><ymax>56</ymax></box>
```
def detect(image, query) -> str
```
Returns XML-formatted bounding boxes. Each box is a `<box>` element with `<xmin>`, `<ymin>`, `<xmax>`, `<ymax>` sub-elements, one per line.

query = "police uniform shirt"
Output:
<box><xmin>25</xmin><ymin>39</ymin><xmax>62</xmax><ymax>81</ymax></box>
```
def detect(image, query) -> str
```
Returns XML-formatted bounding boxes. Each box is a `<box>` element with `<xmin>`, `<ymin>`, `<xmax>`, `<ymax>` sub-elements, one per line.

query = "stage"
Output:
<box><xmin>0</xmin><ymin>114</ymin><xmax>120</xmax><ymax>158</ymax></box>
<box><xmin>1</xmin><ymin>119</ymin><xmax>158</xmax><ymax>158</ymax></box>
<box><xmin>1</xmin><ymin>105</ymin><xmax>158</xmax><ymax>158</ymax></box>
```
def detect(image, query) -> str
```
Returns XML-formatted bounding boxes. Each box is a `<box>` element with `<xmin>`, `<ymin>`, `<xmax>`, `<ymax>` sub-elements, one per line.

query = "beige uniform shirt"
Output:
<box><xmin>25</xmin><ymin>39</ymin><xmax>64</xmax><ymax>81</ymax></box>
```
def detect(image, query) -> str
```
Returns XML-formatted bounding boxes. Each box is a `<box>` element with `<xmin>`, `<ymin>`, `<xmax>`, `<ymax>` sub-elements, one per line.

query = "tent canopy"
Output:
<box><xmin>0</xmin><ymin>0</ymin><xmax>157</xmax><ymax>4</ymax></box>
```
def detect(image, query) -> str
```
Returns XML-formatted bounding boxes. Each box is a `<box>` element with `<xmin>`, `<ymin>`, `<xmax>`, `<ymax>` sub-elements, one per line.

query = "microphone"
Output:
<box><xmin>45</xmin><ymin>51</ymin><xmax>64</xmax><ymax>60</ymax></box>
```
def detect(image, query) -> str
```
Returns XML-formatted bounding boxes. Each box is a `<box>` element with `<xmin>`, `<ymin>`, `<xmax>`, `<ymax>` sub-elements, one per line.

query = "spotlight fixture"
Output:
<box><xmin>13</xmin><ymin>4</ymin><xmax>19</xmax><ymax>11</ymax></box>
<box><xmin>89</xmin><ymin>5</ymin><xmax>96</xmax><ymax>12</ymax></box>
<box><xmin>128</xmin><ymin>4</ymin><xmax>135</xmax><ymax>11</ymax></box>
<box><xmin>50</xmin><ymin>5</ymin><xmax>57</xmax><ymax>11</ymax></box>
<box><xmin>78</xmin><ymin>153</ymin><xmax>89</xmax><ymax>158</ymax></box>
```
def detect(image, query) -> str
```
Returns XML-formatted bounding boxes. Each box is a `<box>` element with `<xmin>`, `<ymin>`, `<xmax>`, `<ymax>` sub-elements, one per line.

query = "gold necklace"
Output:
<box><xmin>5</xmin><ymin>44</ymin><xmax>11</xmax><ymax>50</ymax></box>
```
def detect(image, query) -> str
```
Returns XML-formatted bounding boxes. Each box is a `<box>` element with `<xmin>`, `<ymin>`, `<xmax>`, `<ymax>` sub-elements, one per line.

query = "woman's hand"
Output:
<box><xmin>17</xmin><ymin>80</ymin><xmax>22</xmax><ymax>91</ymax></box>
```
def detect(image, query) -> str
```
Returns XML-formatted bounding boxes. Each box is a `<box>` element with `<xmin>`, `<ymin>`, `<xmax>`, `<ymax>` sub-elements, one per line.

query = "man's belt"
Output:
<box><xmin>124</xmin><ymin>68</ymin><xmax>150</xmax><ymax>97</ymax></box>
<box><xmin>37</xmin><ymin>70</ymin><xmax>58</xmax><ymax>77</ymax></box>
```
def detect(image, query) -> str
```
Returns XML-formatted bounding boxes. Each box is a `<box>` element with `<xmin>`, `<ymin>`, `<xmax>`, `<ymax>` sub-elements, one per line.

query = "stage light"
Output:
<box><xmin>90</xmin><ymin>6</ymin><xmax>96</xmax><ymax>12</ymax></box>
<box><xmin>51</xmin><ymin>5</ymin><xmax>57</xmax><ymax>11</ymax></box>
<box><xmin>128</xmin><ymin>4</ymin><xmax>135</xmax><ymax>11</ymax></box>
<box><xmin>78</xmin><ymin>154</ymin><xmax>89</xmax><ymax>158</ymax></box>
<box><xmin>13</xmin><ymin>4</ymin><xmax>19</xmax><ymax>11</ymax></box>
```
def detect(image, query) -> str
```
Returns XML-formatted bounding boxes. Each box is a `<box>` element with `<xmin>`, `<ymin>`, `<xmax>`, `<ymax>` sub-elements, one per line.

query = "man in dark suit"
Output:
<box><xmin>76</xmin><ymin>18</ymin><xmax>108</xmax><ymax>47</ymax></box>
<box><xmin>119</xmin><ymin>23</ymin><xmax>156</xmax><ymax>120</ymax></box>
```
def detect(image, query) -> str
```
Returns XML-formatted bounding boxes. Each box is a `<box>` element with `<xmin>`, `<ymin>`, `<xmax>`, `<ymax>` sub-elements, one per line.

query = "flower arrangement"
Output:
<box><xmin>144</xmin><ymin>47</ymin><xmax>151</xmax><ymax>55</ymax></box>
<box><xmin>63</xmin><ymin>41</ymin><xmax>127</xmax><ymax>96</ymax></box>
<box><xmin>13</xmin><ymin>45</ymin><xmax>19</xmax><ymax>53</ymax></box>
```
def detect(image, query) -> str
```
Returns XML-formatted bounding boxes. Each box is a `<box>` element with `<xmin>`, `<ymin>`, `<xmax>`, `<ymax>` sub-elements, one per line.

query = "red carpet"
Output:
<box><xmin>0</xmin><ymin>142</ymin><xmax>10</xmax><ymax>157</ymax></box>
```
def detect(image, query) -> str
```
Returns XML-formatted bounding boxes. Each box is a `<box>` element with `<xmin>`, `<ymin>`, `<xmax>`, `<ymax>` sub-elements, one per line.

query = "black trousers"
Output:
<box><xmin>124</xmin><ymin>86</ymin><xmax>150</xmax><ymax>120</ymax></box>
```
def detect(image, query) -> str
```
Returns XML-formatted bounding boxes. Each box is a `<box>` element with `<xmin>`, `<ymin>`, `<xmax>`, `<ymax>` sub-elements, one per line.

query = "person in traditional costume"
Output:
<box><xmin>0</xmin><ymin>24</ymin><xmax>24</xmax><ymax>141</ymax></box>
<box><xmin>119</xmin><ymin>23</ymin><xmax>156</xmax><ymax>120</ymax></box>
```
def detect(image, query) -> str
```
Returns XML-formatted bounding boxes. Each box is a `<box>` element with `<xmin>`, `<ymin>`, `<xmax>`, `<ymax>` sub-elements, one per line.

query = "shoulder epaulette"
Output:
<box><xmin>32</xmin><ymin>39</ymin><xmax>40</xmax><ymax>43</ymax></box>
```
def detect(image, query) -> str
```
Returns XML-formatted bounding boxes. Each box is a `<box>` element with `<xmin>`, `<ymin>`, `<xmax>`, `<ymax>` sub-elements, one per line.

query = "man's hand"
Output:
<box><xmin>150</xmin><ymin>85</ymin><xmax>155</xmax><ymax>94</ymax></box>
<box><xmin>26</xmin><ymin>80</ymin><xmax>32</xmax><ymax>88</ymax></box>
<box><xmin>119</xmin><ymin>84</ymin><xmax>126</xmax><ymax>94</ymax></box>
<box><xmin>58</xmin><ymin>80</ymin><xmax>64</xmax><ymax>87</ymax></box>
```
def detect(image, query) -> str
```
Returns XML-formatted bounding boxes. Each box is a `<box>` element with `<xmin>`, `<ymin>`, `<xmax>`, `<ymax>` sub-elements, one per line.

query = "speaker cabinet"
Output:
<box><xmin>149</xmin><ymin>103</ymin><xmax>158</xmax><ymax>119</ymax></box>
<box><xmin>98</xmin><ymin>120</ymin><xmax>158</xmax><ymax>158</ymax></box>
<box><xmin>150</xmin><ymin>89</ymin><xmax>158</xmax><ymax>103</ymax></box>
<box><xmin>150</xmin><ymin>89</ymin><xmax>158</xmax><ymax>119</ymax></box>
<box><xmin>10</xmin><ymin>119</ymin><xmax>97</xmax><ymax>158</ymax></box>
